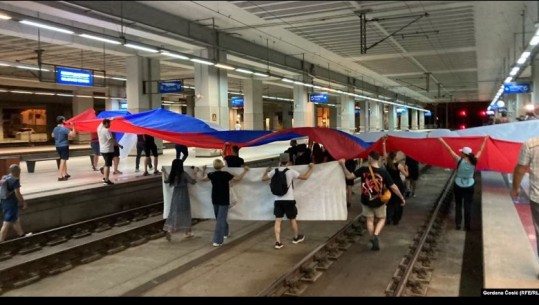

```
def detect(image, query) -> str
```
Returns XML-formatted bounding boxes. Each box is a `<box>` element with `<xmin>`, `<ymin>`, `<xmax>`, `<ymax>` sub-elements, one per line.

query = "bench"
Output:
<box><xmin>25</xmin><ymin>157</ymin><xmax>61</xmax><ymax>173</ymax></box>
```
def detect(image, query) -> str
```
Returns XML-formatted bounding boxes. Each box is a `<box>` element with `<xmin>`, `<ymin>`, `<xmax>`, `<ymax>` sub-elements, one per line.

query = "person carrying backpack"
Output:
<box><xmin>262</xmin><ymin>153</ymin><xmax>314</xmax><ymax>249</ymax></box>
<box><xmin>0</xmin><ymin>164</ymin><xmax>27</xmax><ymax>242</ymax></box>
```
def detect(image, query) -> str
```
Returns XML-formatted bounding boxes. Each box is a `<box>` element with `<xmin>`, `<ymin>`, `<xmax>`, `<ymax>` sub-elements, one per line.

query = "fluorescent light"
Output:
<box><xmin>93</xmin><ymin>75</ymin><xmax>106</xmax><ymax>78</ymax></box>
<box><xmin>235</xmin><ymin>68</ymin><xmax>253</xmax><ymax>74</ymax></box>
<box><xmin>16</xmin><ymin>65</ymin><xmax>49</xmax><ymax>71</ymax></box>
<box><xmin>509</xmin><ymin>67</ymin><xmax>520</xmax><ymax>76</ymax></box>
<box><xmin>76</xmin><ymin>95</ymin><xmax>93</xmax><ymax>98</ymax></box>
<box><xmin>517</xmin><ymin>52</ymin><xmax>531</xmax><ymax>64</ymax></box>
<box><xmin>110</xmin><ymin>77</ymin><xmax>126</xmax><ymax>81</ymax></box>
<box><xmin>20</xmin><ymin>20</ymin><xmax>74</xmax><ymax>34</ymax></box>
<box><xmin>93</xmin><ymin>96</ymin><xmax>108</xmax><ymax>99</ymax></box>
<box><xmin>293</xmin><ymin>81</ymin><xmax>304</xmax><ymax>85</ymax></box>
<box><xmin>10</xmin><ymin>90</ymin><xmax>33</xmax><ymax>94</ymax></box>
<box><xmin>190</xmin><ymin>58</ymin><xmax>214</xmax><ymax>65</ymax></box>
<box><xmin>35</xmin><ymin>92</ymin><xmax>55</xmax><ymax>96</ymax></box>
<box><xmin>281</xmin><ymin>78</ymin><xmax>294</xmax><ymax>83</ymax></box>
<box><xmin>504</xmin><ymin>77</ymin><xmax>512</xmax><ymax>83</ymax></box>
<box><xmin>0</xmin><ymin>63</ymin><xmax>10</xmax><ymax>67</ymax></box>
<box><xmin>214</xmin><ymin>63</ymin><xmax>235</xmax><ymax>70</ymax></box>
<box><xmin>124</xmin><ymin>43</ymin><xmax>159</xmax><ymax>53</ymax></box>
<box><xmin>530</xmin><ymin>36</ymin><xmax>539</xmax><ymax>46</ymax></box>
<box><xmin>253</xmin><ymin>72</ymin><xmax>269</xmax><ymax>77</ymax></box>
<box><xmin>0</xmin><ymin>13</ymin><xmax>11</xmax><ymax>20</ymax></box>
<box><xmin>303</xmin><ymin>83</ymin><xmax>313</xmax><ymax>87</ymax></box>
<box><xmin>160</xmin><ymin>51</ymin><xmax>190</xmax><ymax>60</ymax></box>
<box><xmin>0</xmin><ymin>89</ymin><xmax>7</xmax><ymax>92</ymax></box>
<box><xmin>80</xmin><ymin>34</ymin><xmax>121</xmax><ymax>45</ymax></box>
<box><xmin>57</xmin><ymin>93</ymin><xmax>74</xmax><ymax>97</ymax></box>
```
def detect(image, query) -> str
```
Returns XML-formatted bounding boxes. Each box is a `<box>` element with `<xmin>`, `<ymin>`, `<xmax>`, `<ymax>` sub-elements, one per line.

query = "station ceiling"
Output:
<box><xmin>0</xmin><ymin>1</ymin><xmax>535</xmax><ymax>105</ymax></box>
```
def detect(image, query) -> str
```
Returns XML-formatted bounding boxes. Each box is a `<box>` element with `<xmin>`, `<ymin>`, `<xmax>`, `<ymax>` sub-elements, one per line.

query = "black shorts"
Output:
<box><xmin>144</xmin><ymin>143</ymin><xmax>158</xmax><ymax>157</ymax></box>
<box><xmin>102</xmin><ymin>152</ymin><xmax>114</xmax><ymax>167</ymax></box>
<box><xmin>274</xmin><ymin>200</ymin><xmax>297</xmax><ymax>219</ymax></box>
<box><xmin>346</xmin><ymin>178</ymin><xmax>355</xmax><ymax>186</ymax></box>
<box><xmin>113</xmin><ymin>146</ymin><xmax>120</xmax><ymax>157</ymax></box>
<box><xmin>56</xmin><ymin>146</ymin><xmax>69</xmax><ymax>160</ymax></box>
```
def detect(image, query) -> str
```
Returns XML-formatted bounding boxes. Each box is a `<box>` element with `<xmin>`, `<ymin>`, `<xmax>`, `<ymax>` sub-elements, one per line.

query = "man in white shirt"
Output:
<box><xmin>262</xmin><ymin>153</ymin><xmax>314</xmax><ymax>249</ymax></box>
<box><xmin>97</xmin><ymin>119</ymin><xmax>122</xmax><ymax>185</ymax></box>
<box><xmin>235</xmin><ymin>121</ymin><xmax>241</xmax><ymax>131</ymax></box>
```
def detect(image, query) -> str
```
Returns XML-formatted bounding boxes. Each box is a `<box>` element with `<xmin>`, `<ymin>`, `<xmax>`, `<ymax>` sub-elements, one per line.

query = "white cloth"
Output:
<box><xmin>162</xmin><ymin>161</ymin><xmax>347</xmax><ymax>221</ymax></box>
<box><xmin>235</xmin><ymin>123</ymin><xmax>241</xmax><ymax>131</ymax></box>
<box><xmin>267</xmin><ymin>167</ymin><xmax>300</xmax><ymax>201</ymax></box>
<box><xmin>118</xmin><ymin>133</ymin><xmax>137</xmax><ymax>159</ymax></box>
<box><xmin>518</xmin><ymin>136</ymin><xmax>539</xmax><ymax>202</ymax></box>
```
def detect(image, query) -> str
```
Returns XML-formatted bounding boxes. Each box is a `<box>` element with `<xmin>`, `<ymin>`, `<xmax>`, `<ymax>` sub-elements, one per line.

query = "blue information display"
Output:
<box><xmin>503</xmin><ymin>83</ymin><xmax>530</xmax><ymax>94</ymax></box>
<box><xmin>231</xmin><ymin>96</ymin><xmax>244</xmax><ymax>107</ymax></box>
<box><xmin>159</xmin><ymin>80</ymin><xmax>182</xmax><ymax>93</ymax></box>
<box><xmin>56</xmin><ymin>67</ymin><xmax>93</xmax><ymax>86</ymax></box>
<box><xmin>309</xmin><ymin>93</ymin><xmax>328</xmax><ymax>103</ymax></box>
<box><xmin>424</xmin><ymin>111</ymin><xmax>432</xmax><ymax>117</ymax></box>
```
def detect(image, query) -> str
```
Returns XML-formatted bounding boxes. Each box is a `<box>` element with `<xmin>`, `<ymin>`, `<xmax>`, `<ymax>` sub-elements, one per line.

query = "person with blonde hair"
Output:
<box><xmin>201</xmin><ymin>159</ymin><xmax>249</xmax><ymax>247</ymax></box>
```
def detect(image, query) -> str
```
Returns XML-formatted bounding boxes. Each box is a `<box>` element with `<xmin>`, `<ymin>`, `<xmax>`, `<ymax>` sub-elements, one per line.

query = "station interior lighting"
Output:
<box><xmin>11</xmin><ymin>13</ymin><xmax>430</xmax><ymax>113</ymax></box>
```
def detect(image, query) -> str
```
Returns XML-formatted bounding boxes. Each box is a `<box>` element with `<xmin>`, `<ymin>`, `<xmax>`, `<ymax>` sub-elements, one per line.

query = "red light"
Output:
<box><xmin>458</xmin><ymin>110</ymin><xmax>467</xmax><ymax>117</ymax></box>
<box><xmin>479</xmin><ymin>110</ymin><xmax>487</xmax><ymax>117</ymax></box>
<box><xmin>459</xmin><ymin>124</ymin><xmax>466</xmax><ymax>129</ymax></box>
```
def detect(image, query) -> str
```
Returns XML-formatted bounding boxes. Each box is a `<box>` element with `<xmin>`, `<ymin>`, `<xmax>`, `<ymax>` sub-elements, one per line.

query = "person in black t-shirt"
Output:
<box><xmin>339</xmin><ymin>151</ymin><xmax>405</xmax><ymax>251</ymax></box>
<box><xmin>201</xmin><ymin>159</ymin><xmax>249</xmax><ymax>247</ymax></box>
<box><xmin>143</xmin><ymin>134</ymin><xmax>160</xmax><ymax>176</ymax></box>
<box><xmin>223</xmin><ymin>145</ymin><xmax>245</xmax><ymax>168</ymax></box>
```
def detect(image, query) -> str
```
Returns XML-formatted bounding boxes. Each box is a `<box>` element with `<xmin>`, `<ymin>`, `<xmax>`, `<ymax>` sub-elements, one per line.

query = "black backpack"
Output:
<box><xmin>270</xmin><ymin>168</ymin><xmax>290</xmax><ymax>196</ymax></box>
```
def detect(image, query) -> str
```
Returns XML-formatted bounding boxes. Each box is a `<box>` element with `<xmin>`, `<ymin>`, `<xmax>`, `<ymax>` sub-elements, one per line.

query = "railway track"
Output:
<box><xmin>0</xmin><ymin>202</ymin><xmax>174</xmax><ymax>294</ymax></box>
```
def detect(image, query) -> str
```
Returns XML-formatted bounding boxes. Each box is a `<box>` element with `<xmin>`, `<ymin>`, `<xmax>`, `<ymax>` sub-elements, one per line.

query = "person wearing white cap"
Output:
<box><xmin>439</xmin><ymin>137</ymin><xmax>487</xmax><ymax>231</ymax></box>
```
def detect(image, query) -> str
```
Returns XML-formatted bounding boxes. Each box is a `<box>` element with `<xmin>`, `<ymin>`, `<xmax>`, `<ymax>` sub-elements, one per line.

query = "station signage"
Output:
<box><xmin>56</xmin><ymin>67</ymin><xmax>93</xmax><ymax>86</ymax></box>
<box><xmin>424</xmin><ymin>111</ymin><xmax>432</xmax><ymax>117</ymax></box>
<box><xmin>231</xmin><ymin>96</ymin><xmax>244</xmax><ymax>107</ymax></box>
<box><xmin>309</xmin><ymin>93</ymin><xmax>328</xmax><ymax>103</ymax></box>
<box><xmin>503</xmin><ymin>83</ymin><xmax>530</xmax><ymax>94</ymax></box>
<box><xmin>158</xmin><ymin>80</ymin><xmax>183</xmax><ymax>93</ymax></box>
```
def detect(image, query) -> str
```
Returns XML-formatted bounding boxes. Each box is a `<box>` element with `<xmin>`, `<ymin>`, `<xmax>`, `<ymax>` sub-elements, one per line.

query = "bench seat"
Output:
<box><xmin>25</xmin><ymin>158</ymin><xmax>60</xmax><ymax>173</ymax></box>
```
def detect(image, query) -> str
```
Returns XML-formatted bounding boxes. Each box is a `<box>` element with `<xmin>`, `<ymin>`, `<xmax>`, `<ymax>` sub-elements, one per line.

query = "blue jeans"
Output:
<box><xmin>213</xmin><ymin>204</ymin><xmax>229</xmax><ymax>244</ymax></box>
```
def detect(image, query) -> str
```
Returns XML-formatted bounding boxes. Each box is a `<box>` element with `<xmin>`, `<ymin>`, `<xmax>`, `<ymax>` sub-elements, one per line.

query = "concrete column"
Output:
<box><xmin>359</xmin><ymin>100</ymin><xmax>369</xmax><ymax>132</ymax></box>
<box><xmin>369</xmin><ymin>102</ymin><xmax>382</xmax><ymax>131</ymax></box>
<box><xmin>400</xmin><ymin>108</ymin><xmax>409</xmax><ymax>130</ymax></box>
<box><xmin>293</xmin><ymin>85</ymin><xmax>314</xmax><ymax>127</ymax></box>
<box><xmin>411</xmin><ymin>109</ymin><xmax>419</xmax><ymax>130</ymax></box>
<box><xmin>126</xmin><ymin>56</ymin><xmax>161</xmax><ymax>114</ymax></box>
<box><xmin>337</xmin><ymin>94</ymin><xmax>355</xmax><ymax>132</ymax></box>
<box><xmin>419</xmin><ymin>111</ymin><xmax>425</xmax><ymax>129</ymax></box>
<box><xmin>387</xmin><ymin>105</ymin><xmax>397</xmax><ymax>131</ymax></box>
<box><xmin>533</xmin><ymin>58</ymin><xmax>539</xmax><ymax>106</ymax></box>
<box><xmin>72</xmin><ymin>89</ymin><xmax>94</xmax><ymax>143</ymax></box>
<box><xmin>193</xmin><ymin>50</ymin><xmax>228</xmax><ymax>129</ymax></box>
<box><xmin>244</xmin><ymin>79</ymin><xmax>263</xmax><ymax>130</ymax></box>
<box><xmin>329</xmin><ymin>106</ymin><xmax>337</xmax><ymax>128</ymax></box>
<box><xmin>0</xmin><ymin>108</ymin><xmax>3</xmax><ymax>140</ymax></box>
<box><xmin>282</xmin><ymin>104</ymin><xmax>293</xmax><ymax>129</ymax></box>
<box><xmin>186</xmin><ymin>95</ymin><xmax>195</xmax><ymax>116</ymax></box>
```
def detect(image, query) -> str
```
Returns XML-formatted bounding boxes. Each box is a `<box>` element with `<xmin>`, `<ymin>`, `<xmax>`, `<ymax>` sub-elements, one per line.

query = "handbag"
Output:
<box><xmin>368</xmin><ymin>166</ymin><xmax>392</xmax><ymax>205</ymax></box>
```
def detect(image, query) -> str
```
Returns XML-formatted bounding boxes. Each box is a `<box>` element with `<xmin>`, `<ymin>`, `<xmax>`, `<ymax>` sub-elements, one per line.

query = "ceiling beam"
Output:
<box><xmin>65</xmin><ymin>1</ymin><xmax>422</xmax><ymax>105</ymax></box>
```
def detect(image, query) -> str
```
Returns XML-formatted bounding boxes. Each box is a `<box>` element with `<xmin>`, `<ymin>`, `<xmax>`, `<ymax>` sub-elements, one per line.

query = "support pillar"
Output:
<box><xmin>359</xmin><ymin>100</ymin><xmax>369</xmax><ymax>132</ymax></box>
<box><xmin>532</xmin><ymin>57</ymin><xmax>539</xmax><ymax>106</ymax></box>
<box><xmin>282</xmin><ymin>104</ymin><xmax>293</xmax><ymax>129</ymax></box>
<box><xmin>244</xmin><ymin>79</ymin><xmax>263</xmax><ymax>130</ymax></box>
<box><xmin>388</xmin><ymin>105</ymin><xmax>397</xmax><ymax>131</ymax></box>
<box><xmin>419</xmin><ymin>111</ymin><xmax>425</xmax><ymax>129</ymax></box>
<box><xmin>194</xmin><ymin>50</ymin><xmax>228</xmax><ymax>129</ymax></box>
<box><xmin>72</xmin><ymin>89</ymin><xmax>94</xmax><ymax>143</ymax></box>
<box><xmin>369</xmin><ymin>102</ymin><xmax>382</xmax><ymax>131</ymax></box>
<box><xmin>337</xmin><ymin>94</ymin><xmax>355</xmax><ymax>133</ymax></box>
<box><xmin>400</xmin><ymin>108</ymin><xmax>409</xmax><ymax>130</ymax></box>
<box><xmin>186</xmin><ymin>95</ymin><xmax>195</xmax><ymax>116</ymax></box>
<box><xmin>293</xmin><ymin>85</ymin><xmax>314</xmax><ymax>127</ymax></box>
<box><xmin>126</xmin><ymin>56</ymin><xmax>161</xmax><ymax>114</ymax></box>
<box><xmin>411</xmin><ymin>109</ymin><xmax>418</xmax><ymax>130</ymax></box>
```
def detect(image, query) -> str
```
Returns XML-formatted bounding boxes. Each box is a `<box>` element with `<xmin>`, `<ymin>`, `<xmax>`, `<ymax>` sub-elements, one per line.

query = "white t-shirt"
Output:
<box><xmin>235</xmin><ymin>123</ymin><xmax>241</xmax><ymax>130</ymax></box>
<box><xmin>267</xmin><ymin>167</ymin><xmax>300</xmax><ymax>201</ymax></box>
<box><xmin>97</xmin><ymin>123</ymin><xmax>115</xmax><ymax>153</ymax></box>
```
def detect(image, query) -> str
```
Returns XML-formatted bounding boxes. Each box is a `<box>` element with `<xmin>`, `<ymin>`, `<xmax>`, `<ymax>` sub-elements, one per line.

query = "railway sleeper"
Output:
<box><xmin>412</xmin><ymin>268</ymin><xmax>432</xmax><ymax>282</ymax></box>
<box><xmin>46</xmin><ymin>261</ymin><xmax>73</xmax><ymax>276</ymax></box>
<box><xmin>18</xmin><ymin>242</ymin><xmax>42</xmax><ymax>255</ymax></box>
<box><xmin>12</xmin><ymin>270</ymin><xmax>40</xmax><ymax>289</ymax></box>
<box><xmin>132</xmin><ymin>212</ymin><xmax>149</xmax><ymax>222</ymax></box>
<box><xmin>335</xmin><ymin>236</ymin><xmax>352</xmax><ymax>250</ymax></box>
<box><xmin>149</xmin><ymin>230</ymin><xmax>166</xmax><ymax>240</ymax></box>
<box><xmin>300</xmin><ymin>261</ymin><xmax>322</xmax><ymax>283</ymax></box>
<box><xmin>105</xmin><ymin>241</ymin><xmax>127</xmax><ymax>255</ymax></box>
<box><xmin>404</xmin><ymin>281</ymin><xmax>428</xmax><ymax>296</ymax></box>
<box><xmin>46</xmin><ymin>234</ymin><xmax>68</xmax><ymax>247</ymax></box>
<box><xmin>113</xmin><ymin>217</ymin><xmax>131</xmax><ymax>227</ymax></box>
<box><xmin>314</xmin><ymin>253</ymin><xmax>333</xmax><ymax>270</ymax></box>
<box><xmin>0</xmin><ymin>251</ymin><xmax>13</xmax><ymax>261</ymax></box>
<box><xmin>149</xmin><ymin>209</ymin><xmax>162</xmax><ymax>217</ymax></box>
<box><xmin>283</xmin><ymin>276</ymin><xmax>308</xmax><ymax>297</ymax></box>
<box><xmin>78</xmin><ymin>250</ymin><xmax>103</xmax><ymax>264</ymax></box>
<box><xmin>326</xmin><ymin>245</ymin><xmax>344</xmax><ymax>260</ymax></box>
<box><xmin>94</xmin><ymin>222</ymin><xmax>112</xmax><ymax>233</ymax></box>
<box><xmin>384</xmin><ymin>280</ymin><xmax>397</xmax><ymax>296</ymax></box>
<box><xmin>72</xmin><ymin>228</ymin><xmax>92</xmax><ymax>239</ymax></box>
<box><xmin>128</xmin><ymin>235</ymin><xmax>149</xmax><ymax>247</ymax></box>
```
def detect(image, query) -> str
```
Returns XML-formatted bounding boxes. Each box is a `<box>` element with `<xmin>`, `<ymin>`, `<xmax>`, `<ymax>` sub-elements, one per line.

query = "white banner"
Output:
<box><xmin>162</xmin><ymin>162</ymin><xmax>348</xmax><ymax>221</ymax></box>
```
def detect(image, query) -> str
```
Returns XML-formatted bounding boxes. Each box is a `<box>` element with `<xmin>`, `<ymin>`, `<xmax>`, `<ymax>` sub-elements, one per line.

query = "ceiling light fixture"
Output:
<box><xmin>124</xmin><ymin>43</ymin><xmax>159</xmax><ymax>53</ymax></box>
<box><xmin>160</xmin><ymin>51</ymin><xmax>190</xmax><ymax>60</ymax></box>
<box><xmin>80</xmin><ymin>33</ymin><xmax>121</xmax><ymax>45</ymax></box>
<box><xmin>0</xmin><ymin>13</ymin><xmax>11</xmax><ymax>20</ymax></box>
<box><xmin>189</xmin><ymin>58</ymin><xmax>214</xmax><ymax>65</ymax></box>
<box><xmin>214</xmin><ymin>63</ymin><xmax>235</xmax><ymax>70</ymax></box>
<box><xmin>20</xmin><ymin>20</ymin><xmax>74</xmax><ymax>34</ymax></box>
<box><xmin>235</xmin><ymin>68</ymin><xmax>253</xmax><ymax>74</ymax></box>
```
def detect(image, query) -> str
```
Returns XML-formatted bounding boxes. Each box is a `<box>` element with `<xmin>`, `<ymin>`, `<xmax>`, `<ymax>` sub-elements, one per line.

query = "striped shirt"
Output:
<box><xmin>518</xmin><ymin>137</ymin><xmax>539</xmax><ymax>202</ymax></box>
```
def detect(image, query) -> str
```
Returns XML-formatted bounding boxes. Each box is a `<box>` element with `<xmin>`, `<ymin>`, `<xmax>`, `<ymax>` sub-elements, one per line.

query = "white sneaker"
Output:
<box><xmin>224</xmin><ymin>235</ymin><xmax>228</xmax><ymax>239</ymax></box>
<box><xmin>24</xmin><ymin>232</ymin><xmax>33</xmax><ymax>237</ymax></box>
<box><xmin>212</xmin><ymin>243</ymin><xmax>222</xmax><ymax>247</ymax></box>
